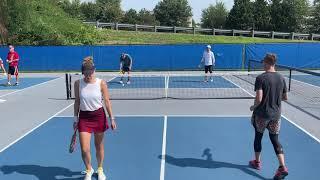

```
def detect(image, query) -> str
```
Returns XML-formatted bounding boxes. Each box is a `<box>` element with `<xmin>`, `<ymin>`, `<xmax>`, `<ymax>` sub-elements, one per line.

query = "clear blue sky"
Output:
<box><xmin>80</xmin><ymin>0</ymin><xmax>234</xmax><ymax>23</ymax></box>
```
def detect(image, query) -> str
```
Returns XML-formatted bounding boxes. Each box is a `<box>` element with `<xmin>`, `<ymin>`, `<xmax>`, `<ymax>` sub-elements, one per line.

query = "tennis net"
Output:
<box><xmin>65</xmin><ymin>72</ymin><xmax>258</xmax><ymax>100</ymax></box>
<box><xmin>248</xmin><ymin>59</ymin><xmax>320</xmax><ymax>119</ymax></box>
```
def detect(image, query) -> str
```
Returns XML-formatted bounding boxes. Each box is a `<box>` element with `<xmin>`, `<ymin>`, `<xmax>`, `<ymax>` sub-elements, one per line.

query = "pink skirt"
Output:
<box><xmin>78</xmin><ymin>107</ymin><xmax>108</xmax><ymax>133</ymax></box>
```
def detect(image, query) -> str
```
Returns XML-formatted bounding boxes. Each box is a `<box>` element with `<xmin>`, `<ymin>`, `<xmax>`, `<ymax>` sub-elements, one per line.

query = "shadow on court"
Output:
<box><xmin>0</xmin><ymin>165</ymin><xmax>82</xmax><ymax>180</ymax></box>
<box><xmin>159</xmin><ymin>148</ymin><xmax>270</xmax><ymax>180</ymax></box>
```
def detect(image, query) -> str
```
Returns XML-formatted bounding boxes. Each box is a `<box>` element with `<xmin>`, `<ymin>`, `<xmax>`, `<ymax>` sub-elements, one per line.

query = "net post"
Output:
<box><xmin>65</xmin><ymin>73</ymin><xmax>70</xmax><ymax>100</ymax></box>
<box><xmin>69</xmin><ymin>74</ymin><xmax>72</xmax><ymax>99</ymax></box>
<box><xmin>288</xmin><ymin>69</ymin><xmax>292</xmax><ymax>92</ymax></box>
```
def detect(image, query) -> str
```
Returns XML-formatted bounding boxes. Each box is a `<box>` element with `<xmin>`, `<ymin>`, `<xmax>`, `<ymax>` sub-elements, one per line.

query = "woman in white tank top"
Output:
<box><xmin>73</xmin><ymin>56</ymin><xmax>116</xmax><ymax>180</ymax></box>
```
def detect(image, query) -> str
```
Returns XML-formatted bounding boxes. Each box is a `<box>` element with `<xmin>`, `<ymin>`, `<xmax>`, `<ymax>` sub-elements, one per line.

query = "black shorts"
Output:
<box><xmin>8</xmin><ymin>66</ymin><xmax>18</xmax><ymax>75</ymax></box>
<box><xmin>205</xmin><ymin>65</ymin><xmax>213</xmax><ymax>73</ymax></box>
<box><xmin>122</xmin><ymin>67</ymin><xmax>130</xmax><ymax>72</ymax></box>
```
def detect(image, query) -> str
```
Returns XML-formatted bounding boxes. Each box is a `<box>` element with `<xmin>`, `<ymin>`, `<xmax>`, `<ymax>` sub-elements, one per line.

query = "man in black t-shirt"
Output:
<box><xmin>249</xmin><ymin>54</ymin><xmax>289</xmax><ymax>180</ymax></box>
<box><xmin>119</xmin><ymin>53</ymin><xmax>133</xmax><ymax>84</ymax></box>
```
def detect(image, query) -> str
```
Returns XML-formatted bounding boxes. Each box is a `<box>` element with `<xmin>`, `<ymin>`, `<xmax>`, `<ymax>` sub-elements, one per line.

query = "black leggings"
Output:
<box><xmin>254</xmin><ymin>130</ymin><xmax>284</xmax><ymax>154</ymax></box>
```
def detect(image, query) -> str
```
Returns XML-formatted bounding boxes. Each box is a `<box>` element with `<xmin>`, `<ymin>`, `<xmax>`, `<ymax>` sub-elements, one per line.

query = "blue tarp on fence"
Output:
<box><xmin>0</xmin><ymin>43</ymin><xmax>319</xmax><ymax>71</ymax></box>
<box><xmin>246</xmin><ymin>43</ymin><xmax>320</xmax><ymax>68</ymax></box>
<box><xmin>0</xmin><ymin>44</ymin><xmax>244</xmax><ymax>71</ymax></box>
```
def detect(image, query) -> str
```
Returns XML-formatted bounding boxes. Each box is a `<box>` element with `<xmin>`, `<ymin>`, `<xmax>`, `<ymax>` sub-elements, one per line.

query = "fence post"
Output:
<box><xmin>96</xmin><ymin>21</ymin><xmax>100</xmax><ymax>28</ymax></box>
<box><xmin>154</xmin><ymin>25</ymin><xmax>157</xmax><ymax>32</ymax></box>
<box><xmin>212</xmin><ymin>28</ymin><xmax>216</xmax><ymax>36</ymax></box>
<box><xmin>193</xmin><ymin>27</ymin><xmax>196</xmax><ymax>35</ymax></box>
<box><xmin>271</xmin><ymin>31</ymin><xmax>275</xmax><ymax>39</ymax></box>
<box><xmin>173</xmin><ymin>26</ymin><xmax>177</xmax><ymax>33</ymax></box>
<box><xmin>310</xmin><ymin>33</ymin><xmax>314</xmax><ymax>41</ymax></box>
<box><xmin>291</xmin><ymin>32</ymin><xmax>295</xmax><ymax>40</ymax></box>
<box><xmin>135</xmin><ymin>24</ymin><xmax>138</xmax><ymax>31</ymax></box>
<box><xmin>115</xmin><ymin>22</ymin><xmax>119</xmax><ymax>30</ymax></box>
<box><xmin>232</xmin><ymin>29</ymin><xmax>235</xmax><ymax>36</ymax></box>
<box><xmin>251</xmin><ymin>30</ymin><xmax>255</xmax><ymax>38</ymax></box>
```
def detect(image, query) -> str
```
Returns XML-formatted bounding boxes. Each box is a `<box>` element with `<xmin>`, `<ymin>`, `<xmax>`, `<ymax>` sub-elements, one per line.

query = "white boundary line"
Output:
<box><xmin>165</xmin><ymin>76</ymin><xmax>169</xmax><ymax>98</ymax></box>
<box><xmin>55</xmin><ymin>114</ymin><xmax>253</xmax><ymax>118</ymax></box>
<box><xmin>290</xmin><ymin>77</ymin><xmax>320</xmax><ymax>89</ymax></box>
<box><xmin>0</xmin><ymin>77</ymin><xmax>63</xmax><ymax>98</ymax></box>
<box><xmin>160</xmin><ymin>116</ymin><xmax>167</xmax><ymax>180</ymax></box>
<box><xmin>0</xmin><ymin>103</ymin><xmax>74</xmax><ymax>153</ymax></box>
<box><xmin>282</xmin><ymin>115</ymin><xmax>320</xmax><ymax>143</ymax></box>
<box><xmin>222</xmin><ymin>76</ymin><xmax>255</xmax><ymax>97</ymax></box>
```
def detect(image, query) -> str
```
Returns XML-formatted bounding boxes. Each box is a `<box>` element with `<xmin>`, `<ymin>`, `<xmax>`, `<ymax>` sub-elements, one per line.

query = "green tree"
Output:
<box><xmin>96</xmin><ymin>0</ymin><xmax>123</xmax><ymax>22</ymax></box>
<box><xmin>80</xmin><ymin>2</ymin><xmax>100</xmax><ymax>21</ymax></box>
<box><xmin>6</xmin><ymin>0</ymin><xmax>99</xmax><ymax>45</ymax></box>
<box><xmin>59</xmin><ymin>0</ymin><xmax>83</xmax><ymax>19</ymax></box>
<box><xmin>310</xmin><ymin>0</ymin><xmax>320</xmax><ymax>33</ymax></box>
<box><xmin>122</xmin><ymin>9</ymin><xmax>139</xmax><ymax>24</ymax></box>
<box><xmin>253</xmin><ymin>0</ymin><xmax>271</xmax><ymax>30</ymax></box>
<box><xmin>154</xmin><ymin>0</ymin><xmax>193</xmax><ymax>26</ymax></box>
<box><xmin>270</xmin><ymin>0</ymin><xmax>309</xmax><ymax>32</ymax></box>
<box><xmin>201</xmin><ymin>1</ymin><xmax>228</xmax><ymax>28</ymax></box>
<box><xmin>0</xmin><ymin>0</ymin><xmax>9</xmax><ymax>44</ymax></box>
<box><xmin>226</xmin><ymin>0</ymin><xmax>254</xmax><ymax>30</ymax></box>
<box><xmin>137</xmin><ymin>8</ymin><xmax>159</xmax><ymax>25</ymax></box>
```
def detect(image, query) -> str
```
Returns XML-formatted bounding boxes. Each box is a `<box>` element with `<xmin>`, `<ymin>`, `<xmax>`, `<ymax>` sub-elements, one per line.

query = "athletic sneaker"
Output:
<box><xmin>126</xmin><ymin>81</ymin><xmax>131</xmax><ymax>84</ymax></box>
<box><xmin>7</xmin><ymin>82</ymin><xmax>11</xmax><ymax>86</ymax></box>
<box><xmin>96</xmin><ymin>167</ymin><xmax>107</xmax><ymax>180</ymax></box>
<box><xmin>249</xmin><ymin>160</ymin><xmax>261</xmax><ymax>170</ymax></box>
<box><xmin>15</xmin><ymin>82</ymin><xmax>19</xmax><ymax>86</ymax></box>
<box><xmin>273</xmin><ymin>166</ymin><xmax>288</xmax><ymax>180</ymax></box>
<box><xmin>210</xmin><ymin>78</ymin><xmax>213</xmax><ymax>82</ymax></box>
<box><xmin>119</xmin><ymin>80</ymin><xmax>123</xmax><ymax>84</ymax></box>
<box><xmin>82</xmin><ymin>168</ymin><xmax>94</xmax><ymax>180</ymax></box>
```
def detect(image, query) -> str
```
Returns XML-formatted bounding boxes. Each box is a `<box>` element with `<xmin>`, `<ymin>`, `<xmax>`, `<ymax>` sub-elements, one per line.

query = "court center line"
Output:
<box><xmin>0</xmin><ymin>76</ymin><xmax>63</xmax><ymax>98</ymax></box>
<box><xmin>0</xmin><ymin>103</ymin><xmax>74</xmax><ymax>153</ymax></box>
<box><xmin>282</xmin><ymin>115</ymin><xmax>320</xmax><ymax>144</ymax></box>
<box><xmin>222</xmin><ymin>76</ymin><xmax>255</xmax><ymax>97</ymax></box>
<box><xmin>160</xmin><ymin>115</ymin><xmax>168</xmax><ymax>180</ymax></box>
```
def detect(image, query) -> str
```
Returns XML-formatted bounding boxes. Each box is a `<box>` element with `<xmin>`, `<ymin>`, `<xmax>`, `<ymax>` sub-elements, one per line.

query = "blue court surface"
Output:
<box><xmin>108</xmin><ymin>77</ymin><xmax>165</xmax><ymax>88</ymax></box>
<box><xmin>0</xmin><ymin>116</ymin><xmax>320</xmax><ymax>180</ymax></box>
<box><xmin>292</xmin><ymin>75</ymin><xmax>320</xmax><ymax>87</ymax></box>
<box><xmin>108</xmin><ymin>76</ymin><xmax>237</xmax><ymax>89</ymax></box>
<box><xmin>0</xmin><ymin>77</ymin><xmax>57</xmax><ymax>90</ymax></box>
<box><xmin>169</xmin><ymin>76</ymin><xmax>237</xmax><ymax>88</ymax></box>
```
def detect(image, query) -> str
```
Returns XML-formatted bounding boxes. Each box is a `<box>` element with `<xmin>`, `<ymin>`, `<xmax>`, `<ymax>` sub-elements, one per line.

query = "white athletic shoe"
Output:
<box><xmin>210</xmin><ymin>78</ymin><xmax>213</xmax><ymax>82</ymax></box>
<box><xmin>15</xmin><ymin>82</ymin><xmax>19</xmax><ymax>86</ymax></box>
<box><xmin>82</xmin><ymin>168</ymin><xmax>94</xmax><ymax>180</ymax></box>
<box><xmin>119</xmin><ymin>80</ymin><xmax>123</xmax><ymax>84</ymax></box>
<box><xmin>7</xmin><ymin>82</ymin><xmax>11</xmax><ymax>86</ymax></box>
<box><xmin>97</xmin><ymin>168</ymin><xmax>107</xmax><ymax>180</ymax></box>
<box><xmin>126</xmin><ymin>81</ymin><xmax>131</xmax><ymax>84</ymax></box>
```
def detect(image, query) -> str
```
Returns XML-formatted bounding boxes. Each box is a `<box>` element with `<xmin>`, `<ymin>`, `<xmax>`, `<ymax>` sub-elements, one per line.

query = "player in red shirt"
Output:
<box><xmin>6</xmin><ymin>45</ymin><xmax>20</xmax><ymax>86</ymax></box>
<box><xmin>0</xmin><ymin>57</ymin><xmax>7</xmax><ymax>76</ymax></box>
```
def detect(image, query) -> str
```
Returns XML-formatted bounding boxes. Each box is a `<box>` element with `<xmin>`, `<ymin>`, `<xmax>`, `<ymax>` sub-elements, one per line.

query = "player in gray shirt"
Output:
<box><xmin>249</xmin><ymin>54</ymin><xmax>289</xmax><ymax>180</ymax></box>
<box><xmin>119</xmin><ymin>53</ymin><xmax>133</xmax><ymax>84</ymax></box>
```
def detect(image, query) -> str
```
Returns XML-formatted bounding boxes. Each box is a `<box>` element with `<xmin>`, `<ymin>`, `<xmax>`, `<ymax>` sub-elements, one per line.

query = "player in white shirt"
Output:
<box><xmin>0</xmin><ymin>57</ymin><xmax>7</xmax><ymax>76</ymax></box>
<box><xmin>199</xmin><ymin>45</ymin><xmax>215</xmax><ymax>82</ymax></box>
